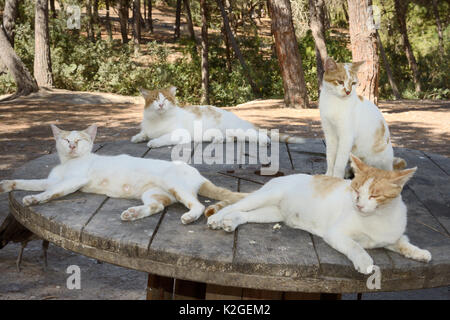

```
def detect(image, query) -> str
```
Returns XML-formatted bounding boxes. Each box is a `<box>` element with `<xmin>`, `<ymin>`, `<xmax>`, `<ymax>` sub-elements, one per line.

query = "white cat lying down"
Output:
<box><xmin>0</xmin><ymin>125</ymin><xmax>245</xmax><ymax>224</ymax></box>
<box><xmin>207</xmin><ymin>155</ymin><xmax>431</xmax><ymax>274</ymax></box>
<box><xmin>131</xmin><ymin>87</ymin><xmax>306</xmax><ymax>147</ymax></box>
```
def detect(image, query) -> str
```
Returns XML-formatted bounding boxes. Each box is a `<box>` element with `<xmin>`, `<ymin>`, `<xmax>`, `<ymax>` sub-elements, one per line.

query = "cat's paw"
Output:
<box><xmin>204</xmin><ymin>204</ymin><xmax>220</xmax><ymax>217</ymax></box>
<box><xmin>0</xmin><ymin>180</ymin><xmax>15</xmax><ymax>193</ymax></box>
<box><xmin>147</xmin><ymin>140</ymin><xmax>165</xmax><ymax>148</ymax></box>
<box><xmin>352</xmin><ymin>253</ymin><xmax>374</xmax><ymax>275</ymax></box>
<box><xmin>207</xmin><ymin>214</ymin><xmax>224</xmax><ymax>229</ymax></box>
<box><xmin>412</xmin><ymin>249</ymin><xmax>432</xmax><ymax>262</ymax></box>
<box><xmin>181</xmin><ymin>211</ymin><xmax>199</xmax><ymax>224</ymax></box>
<box><xmin>121</xmin><ymin>207</ymin><xmax>142</xmax><ymax>221</ymax></box>
<box><xmin>131</xmin><ymin>134</ymin><xmax>146</xmax><ymax>143</ymax></box>
<box><xmin>222</xmin><ymin>218</ymin><xmax>238</xmax><ymax>232</ymax></box>
<box><xmin>23</xmin><ymin>195</ymin><xmax>40</xmax><ymax>206</ymax></box>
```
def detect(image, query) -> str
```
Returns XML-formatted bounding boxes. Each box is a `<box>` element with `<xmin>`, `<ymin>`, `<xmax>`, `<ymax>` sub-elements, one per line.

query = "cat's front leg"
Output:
<box><xmin>333</xmin><ymin>137</ymin><xmax>354</xmax><ymax>178</ymax></box>
<box><xmin>386</xmin><ymin>235</ymin><xmax>431</xmax><ymax>262</ymax></box>
<box><xmin>22</xmin><ymin>178</ymin><xmax>88</xmax><ymax>206</ymax></box>
<box><xmin>322</xmin><ymin>122</ymin><xmax>338</xmax><ymax>176</ymax></box>
<box><xmin>0</xmin><ymin>179</ymin><xmax>49</xmax><ymax>193</ymax></box>
<box><xmin>147</xmin><ymin>133</ymin><xmax>181</xmax><ymax>148</ymax></box>
<box><xmin>324</xmin><ymin>230</ymin><xmax>374</xmax><ymax>274</ymax></box>
<box><xmin>131</xmin><ymin>131</ymin><xmax>149</xmax><ymax>143</ymax></box>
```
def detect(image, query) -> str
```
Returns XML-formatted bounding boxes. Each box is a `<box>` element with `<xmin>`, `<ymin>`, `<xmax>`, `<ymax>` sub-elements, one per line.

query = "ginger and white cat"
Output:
<box><xmin>319</xmin><ymin>57</ymin><xmax>405</xmax><ymax>178</ymax></box>
<box><xmin>0</xmin><ymin>125</ymin><xmax>245</xmax><ymax>224</ymax></box>
<box><xmin>131</xmin><ymin>87</ymin><xmax>305</xmax><ymax>147</ymax></box>
<box><xmin>207</xmin><ymin>155</ymin><xmax>431</xmax><ymax>274</ymax></box>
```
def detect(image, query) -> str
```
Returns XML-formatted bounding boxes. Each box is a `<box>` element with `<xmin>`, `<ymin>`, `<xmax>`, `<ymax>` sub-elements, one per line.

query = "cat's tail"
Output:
<box><xmin>273</xmin><ymin>131</ymin><xmax>307</xmax><ymax>144</ymax></box>
<box><xmin>393</xmin><ymin>157</ymin><xmax>407</xmax><ymax>170</ymax></box>
<box><xmin>198</xmin><ymin>180</ymin><xmax>248</xmax><ymax>217</ymax></box>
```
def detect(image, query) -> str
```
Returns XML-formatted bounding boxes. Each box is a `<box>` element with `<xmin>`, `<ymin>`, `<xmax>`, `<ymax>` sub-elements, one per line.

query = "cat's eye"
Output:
<box><xmin>337</xmin><ymin>80</ymin><xmax>344</xmax><ymax>85</ymax></box>
<box><xmin>352</xmin><ymin>81</ymin><xmax>357</xmax><ymax>85</ymax></box>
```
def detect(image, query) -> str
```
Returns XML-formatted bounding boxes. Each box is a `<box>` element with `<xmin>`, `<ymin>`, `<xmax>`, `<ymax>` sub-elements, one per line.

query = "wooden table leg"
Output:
<box><xmin>146</xmin><ymin>274</ymin><xmax>174</xmax><ymax>300</ymax></box>
<box><xmin>205</xmin><ymin>284</ymin><xmax>243</xmax><ymax>300</ymax></box>
<box><xmin>173</xmin><ymin>279</ymin><xmax>207</xmax><ymax>300</ymax></box>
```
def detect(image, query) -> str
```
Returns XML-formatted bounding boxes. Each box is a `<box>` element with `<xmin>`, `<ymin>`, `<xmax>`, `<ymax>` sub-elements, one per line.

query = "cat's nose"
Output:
<box><xmin>345</xmin><ymin>89</ymin><xmax>351</xmax><ymax>95</ymax></box>
<box><xmin>159</xmin><ymin>104</ymin><xmax>164</xmax><ymax>109</ymax></box>
<box><xmin>356</xmin><ymin>204</ymin><xmax>363</xmax><ymax>210</ymax></box>
<box><xmin>69</xmin><ymin>144</ymin><xmax>76</xmax><ymax>150</ymax></box>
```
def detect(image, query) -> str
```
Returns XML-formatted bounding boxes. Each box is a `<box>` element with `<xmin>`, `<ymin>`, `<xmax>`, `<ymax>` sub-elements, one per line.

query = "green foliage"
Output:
<box><xmin>375</xmin><ymin>0</ymin><xmax>449</xmax><ymax>99</ymax></box>
<box><xmin>0</xmin><ymin>0</ymin><xmax>447</xmax><ymax>104</ymax></box>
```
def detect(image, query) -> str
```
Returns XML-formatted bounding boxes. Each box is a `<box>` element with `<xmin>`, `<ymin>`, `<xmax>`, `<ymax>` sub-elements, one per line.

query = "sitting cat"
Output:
<box><xmin>131</xmin><ymin>87</ymin><xmax>306</xmax><ymax>147</ymax></box>
<box><xmin>0</xmin><ymin>124</ymin><xmax>246</xmax><ymax>224</ymax></box>
<box><xmin>207</xmin><ymin>155</ymin><xmax>431</xmax><ymax>274</ymax></box>
<box><xmin>319</xmin><ymin>57</ymin><xmax>405</xmax><ymax>178</ymax></box>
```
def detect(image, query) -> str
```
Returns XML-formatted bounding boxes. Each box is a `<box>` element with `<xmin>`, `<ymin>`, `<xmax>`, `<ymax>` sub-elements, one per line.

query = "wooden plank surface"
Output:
<box><xmin>424</xmin><ymin>151</ymin><xmax>450</xmax><ymax>176</ymax></box>
<box><xmin>147</xmin><ymin>171</ymin><xmax>239</xmax><ymax>274</ymax></box>
<box><xmin>232</xmin><ymin>179</ymin><xmax>320</xmax><ymax>279</ymax></box>
<box><xmin>8</xmin><ymin>140</ymin><xmax>450</xmax><ymax>293</ymax></box>
<box><xmin>394</xmin><ymin>148</ymin><xmax>450</xmax><ymax>234</ymax></box>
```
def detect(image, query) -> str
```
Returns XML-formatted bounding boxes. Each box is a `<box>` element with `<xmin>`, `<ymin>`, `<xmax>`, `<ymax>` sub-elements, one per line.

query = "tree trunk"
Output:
<box><xmin>0</xmin><ymin>25</ymin><xmax>38</xmax><ymax>99</ymax></box>
<box><xmin>4</xmin><ymin>0</ymin><xmax>19</xmax><ymax>47</ymax></box>
<box><xmin>376</xmin><ymin>31</ymin><xmax>401</xmax><ymax>100</ymax></box>
<box><xmin>147</xmin><ymin>0</ymin><xmax>154</xmax><ymax>33</ymax></box>
<box><xmin>133</xmin><ymin>0</ymin><xmax>141</xmax><ymax>53</ymax></box>
<box><xmin>49</xmin><ymin>0</ymin><xmax>56</xmax><ymax>18</ymax></box>
<box><xmin>105</xmin><ymin>0</ymin><xmax>113</xmax><ymax>41</ymax></box>
<box><xmin>393</xmin><ymin>0</ymin><xmax>421</xmax><ymax>92</ymax></box>
<box><xmin>200</xmin><ymin>0</ymin><xmax>209</xmax><ymax>104</ymax></box>
<box><xmin>268</xmin><ymin>0</ymin><xmax>309</xmax><ymax>108</ymax></box>
<box><xmin>86</xmin><ymin>0</ymin><xmax>95</xmax><ymax>42</ymax></box>
<box><xmin>175</xmin><ymin>0</ymin><xmax>182</xmax><ymax>39</ymax></box>
<box><xmin>118</xmin><ymin>0</ymin><xmax>129</xmax><ymax>43</ymax></box>
<box><xmin>347</xmin><ymin>0</ymin><xmax>379</xmax><ymax>103</ymax></box>
<box><xmin>183</xmin><ymin>0</ymin><xmax>196</xmax><ymax>42</ymax></box>
<box><xmin>309</xmin><ymin>0</ymin><xmax>327</xmax><ymax>95</ymax></box>
<box><xmin>431</xmin><ymin>0</ymin><xmax>444</xmax><ymax>58</ymax></box>
<box><xmin>221</xmin><ymin>24</ymin><xmax>232</xmax><ymax>72</ymax></box>
<box><xmin>216</xmin><ymin>0</ymin><xmax>260</xmax><ymax>97</ymax></box>
<box><xmin>0</xmin><ymin>0</ymin><xmax>19</xmax><ymax>75</ymax></box>
<box><xmin>34</xmin><ymin>0</ymin><xmax>53</xmax><ymax>87</ymax></box>
<box><xmin>93</xmin><ymin>0</ymin><xmax>101</xmax><ymax>40</ymax></box>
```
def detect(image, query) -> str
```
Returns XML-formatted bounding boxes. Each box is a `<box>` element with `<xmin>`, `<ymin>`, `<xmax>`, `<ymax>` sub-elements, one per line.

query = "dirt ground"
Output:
<box><xmin>0</xmin><ymin>90</ymin><xmax>449</xmax><ymax>300</ymax></box>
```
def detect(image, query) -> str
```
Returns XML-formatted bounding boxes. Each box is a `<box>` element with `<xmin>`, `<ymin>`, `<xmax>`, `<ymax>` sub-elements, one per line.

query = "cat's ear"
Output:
<box><xmin>324</xmin><ymin>57</ymin><xmax>337</xmax><ymax>72</ymax></box>
<box><xmin>389</xmin><ymin>167</ymin><xmax>417</xmax><ymax>187</ymax></box>
<box><xmin>84</xmin><ymin>124</ymin><xmax>97</xmax><ymax>141</ymax></box>
<box><xmin>139</xmin><ymin>88</ymin><xmax>150</xmax><ymax>99</ymax></box>
<box><xmin>351</xmin><ymin>61</ymin><xmax>365</xmax><ymax>71</ymax></box>
<box><xmin>350</xmin><ymin>154</ymin><xmax>367</xmax><ymax>173</ymax></box>
<box><xmin>50</xmin><ymin>124</ymin><xmax>62</xmax><ymax>139</ymax></box>
<box><xmin>169</xmin><ymin>86</ymin><xmax>177</xmax><ymax>97</ymax></box>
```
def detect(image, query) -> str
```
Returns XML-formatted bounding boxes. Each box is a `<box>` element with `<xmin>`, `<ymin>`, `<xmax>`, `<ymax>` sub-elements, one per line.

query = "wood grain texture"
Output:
<box><xmin>8</xmin><ymin>140</ymin><xmax>450</xmax><ymax>293</ymax></box>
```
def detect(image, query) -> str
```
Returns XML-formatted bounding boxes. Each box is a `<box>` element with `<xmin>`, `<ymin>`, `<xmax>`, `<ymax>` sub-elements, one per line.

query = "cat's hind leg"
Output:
<box><xmin>221</xmin><ymin>205</ymin><xmax>282</xmax><ymax>232</ymax></box>
<box><xmin>165</xmin><ymin>186</ymin><xmax>205</xmax><ymax>224</ymax></box>
<box><xmin>386</xmin><ymin>235</ymin><xmax>431</xmax><ymax>262</ymax></box>
<box><xmin>207</xmin><ymin>186</ymin><xmax>281</xmax><ymax>229</ymax></box>
<box><xmin>121</xmin><ymin>188</ymin><xmax>175</xmax><ymax>221</ymax></box>
<box><xmin>0</xmin><ymin>179</ymin><xmax>48</xmax><ymax>193</ymax></box>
